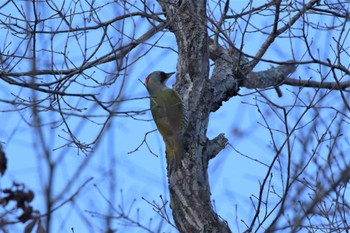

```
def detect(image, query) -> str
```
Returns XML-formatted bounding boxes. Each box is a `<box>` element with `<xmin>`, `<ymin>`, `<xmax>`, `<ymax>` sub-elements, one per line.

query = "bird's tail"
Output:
<box><xmin>164</xmin><ymin>134</ymin><xmax>184</xmax><ymax>169</ymax></box>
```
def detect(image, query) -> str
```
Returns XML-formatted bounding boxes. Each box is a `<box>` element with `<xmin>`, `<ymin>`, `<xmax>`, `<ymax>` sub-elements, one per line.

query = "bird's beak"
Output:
<box><xmin>165</xmin><ymin>72</ymin><xmax>175</xmax><ymax>79</ymax></box>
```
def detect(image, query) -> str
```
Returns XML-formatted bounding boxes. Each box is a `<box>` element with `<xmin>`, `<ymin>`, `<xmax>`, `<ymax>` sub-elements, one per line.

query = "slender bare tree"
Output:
<box><xmin>0</xmin><ymin>0</ymin><xmax>349</xmax><ymax>232</ymax></box>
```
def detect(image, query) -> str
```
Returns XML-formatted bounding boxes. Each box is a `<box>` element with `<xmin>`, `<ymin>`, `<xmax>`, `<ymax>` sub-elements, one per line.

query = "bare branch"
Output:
<box><xmin>243</xmin><ymin>61</ymin><xmax>297</xmax><ymax>89</ymax></box>
<box><xmin>284</xmin><ymin>78</ymin><xmax>350</xmax><ymax>91</ymax></box>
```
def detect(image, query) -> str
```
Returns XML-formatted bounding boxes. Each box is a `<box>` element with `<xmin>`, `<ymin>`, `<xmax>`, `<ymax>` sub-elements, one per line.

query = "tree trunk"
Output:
<box><xmin>158</xmin><ymin>1</ymin><xmax>232</xmax><ymax>232</ymax></box>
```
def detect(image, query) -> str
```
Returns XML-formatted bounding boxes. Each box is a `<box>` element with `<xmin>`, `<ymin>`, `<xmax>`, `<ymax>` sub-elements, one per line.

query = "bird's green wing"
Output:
<box><xmin>150</xmin><ymin>88</ymin><xmax>186</xmax><ymax>165</ymax></box>
<box><xmin>150</xmin><ymin>88</ymin><xmax>184</xmax><ymax>136</ymax></box>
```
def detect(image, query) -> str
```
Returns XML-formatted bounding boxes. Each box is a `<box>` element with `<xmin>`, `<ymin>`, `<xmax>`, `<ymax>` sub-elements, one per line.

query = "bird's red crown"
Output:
<box><xmin>145</xmin><ymin>74</ymin><xmax>151</xmax><ymax>86</ymax></box>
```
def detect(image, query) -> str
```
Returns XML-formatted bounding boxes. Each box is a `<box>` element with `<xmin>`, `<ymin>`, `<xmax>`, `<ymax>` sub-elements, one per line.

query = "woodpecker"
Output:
<box><xmin>145</xmin><ymin>71</ymin><xmax>186</xmax><ymax>167</ymax></box>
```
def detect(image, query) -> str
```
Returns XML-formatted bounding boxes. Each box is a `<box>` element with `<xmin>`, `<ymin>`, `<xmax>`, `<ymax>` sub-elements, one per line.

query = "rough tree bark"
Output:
<box><xmin>159</xmin><ymin>1</ymin><xmax>232</xmax><ymax>232</ymax></box>
<box><xmin>158</xmin><ymin>0</ymin><xmax>296</xmax><ymax>232</ymax></box>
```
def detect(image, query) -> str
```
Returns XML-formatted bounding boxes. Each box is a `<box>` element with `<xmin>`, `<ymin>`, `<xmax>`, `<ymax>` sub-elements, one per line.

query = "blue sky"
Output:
<box><xmin>0</xmin><ymin>1</ymin><xmax>349</xmax><ymax>232</ymax></box>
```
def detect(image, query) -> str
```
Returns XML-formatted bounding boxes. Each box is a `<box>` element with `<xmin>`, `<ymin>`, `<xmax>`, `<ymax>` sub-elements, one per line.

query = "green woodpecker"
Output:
<box><xmin>145</xmin><ymin>71</ymin><xmax>186</xmax><ymax>167</ymax></box>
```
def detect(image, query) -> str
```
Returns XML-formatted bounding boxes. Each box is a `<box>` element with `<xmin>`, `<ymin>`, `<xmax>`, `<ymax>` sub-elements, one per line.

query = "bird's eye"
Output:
<box><xmin>161</xmin><ymin>72</ymin><xmax>167</xmax><ymax>81</ymax></box>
